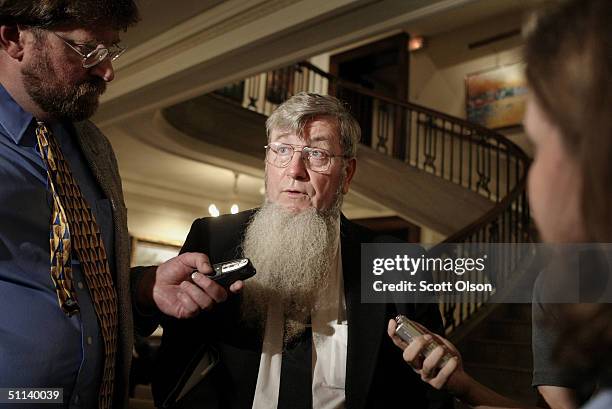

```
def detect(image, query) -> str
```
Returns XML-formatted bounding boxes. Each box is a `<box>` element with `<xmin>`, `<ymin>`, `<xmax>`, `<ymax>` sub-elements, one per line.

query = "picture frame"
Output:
<box><xmin>130</xmin><ymin>237</ymin><xmax>181</xmax><ymax>267</ymax></box>
<box><xmin>465</xmin><ymin>63</ymin><xmax>528</xmax><ymax>130</ymax></box>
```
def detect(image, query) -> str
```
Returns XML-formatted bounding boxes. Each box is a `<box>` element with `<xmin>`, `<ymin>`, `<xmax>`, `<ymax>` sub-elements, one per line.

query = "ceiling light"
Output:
<box><xmin>208</xmin><ymin>204</ymin><xmax>220</xmax><ymax>217</ymax></box>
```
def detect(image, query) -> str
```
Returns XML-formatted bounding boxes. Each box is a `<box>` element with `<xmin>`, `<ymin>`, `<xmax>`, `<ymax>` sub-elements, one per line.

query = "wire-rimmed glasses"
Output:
<box><xmin>264</xmin><ymin>142</ymin><xmax>348</xmax><ymax>173</ymax></box>
<box><xmin>50</xmin><ymin>31</ymin><xmax>126</xmax><ymax>69</ymax></box>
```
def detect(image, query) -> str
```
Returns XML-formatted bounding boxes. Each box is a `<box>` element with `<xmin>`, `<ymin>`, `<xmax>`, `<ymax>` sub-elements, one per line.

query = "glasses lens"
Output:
<box><xmin>109</xmin><ymin>46</ymin><xmax>126</xmax><ymax>61</ymax></box>
<box><xmin>305</xmin><ymin>148</ymin><xmax>330</xmax><ymax>171</ymax></box>
<box><xmin>267</xmin><ymin>144</ymin><xmax>293</xmax><ymax>167</ymax></box>
<box><xmin>83</xmin><ymin>48</ymin><xmax>109</xmax><ymax>68</ymax></box>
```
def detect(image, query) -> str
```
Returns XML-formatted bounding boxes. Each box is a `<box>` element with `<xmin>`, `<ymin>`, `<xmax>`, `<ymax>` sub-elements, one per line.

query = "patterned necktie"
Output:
<box><xmin>35</xmin><ymin>122</ymin><xmax>118</xmax><ymax>409</ymax></box>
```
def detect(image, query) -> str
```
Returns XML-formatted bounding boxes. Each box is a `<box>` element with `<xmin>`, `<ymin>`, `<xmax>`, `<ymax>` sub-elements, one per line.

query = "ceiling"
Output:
<box><xmin>403</xmin><ymin>0</ymin><xmax>551</xmax><ymax>37</ymax></box>
<box><xmin>94</xmin><ymin>0</ymin><xmax>544</xmax><ymax>242</ymax></box>
<box><xmin>121</xmin><ymin>0</ymin><xmax>225</xmax><ymax>48</ymax></box>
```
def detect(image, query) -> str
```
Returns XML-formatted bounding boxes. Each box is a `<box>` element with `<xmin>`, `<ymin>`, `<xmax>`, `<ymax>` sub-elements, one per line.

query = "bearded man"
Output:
<box><xmin>0</xmin><ymin>2</ymin><xmax>239</xmax><ymax>408</ymax></box>
<box><xmin>153</xmin><ymin>93</ymin><xmax>452</xmax><ymax>409</ymax></box>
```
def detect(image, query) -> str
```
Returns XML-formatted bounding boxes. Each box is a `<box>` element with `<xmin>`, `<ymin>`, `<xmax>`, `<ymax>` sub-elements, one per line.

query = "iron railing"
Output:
<box><xmin>215</xmin><ymin>61</ymin><xmax>532</xmax><ymax>332</ymax></box>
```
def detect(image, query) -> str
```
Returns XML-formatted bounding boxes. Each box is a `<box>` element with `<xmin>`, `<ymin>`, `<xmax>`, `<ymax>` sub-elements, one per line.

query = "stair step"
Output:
<box><xmin>128</xmin><ymin>398</ymin><xmax>155</xmax><ymax>409</ymax></box>
<box><xmin>468</xmin><ymin>337</ymin><xmax>531</xmax><ymax>346</ymax></box>
<box><xmin>463</xmin><ymin>363</ymin><xmax>538</xmax><ymax>405</ymax></box>
<box><xmin>489</xmin><ymin>304</ymin><xmax>532</xmax><ymax>321</ymax></box>
<box><xmin>475</xmin><ymin>319</ymin><xmax>532</xmax><ymax>343</ymax></box>
<box><xmin>461</xmin><ymin>339</ymin><xmax>533</xmax><ymax>369</ymax></box>
<box><xmin>132</xmin><ymin>384</ymin><xmax>153</xmax><ymax>400</ymax></box>
<box><xmin>487</xmin><ymin>318</ymin><xmax>531</xmax><ymax>325</ymax></box>
<box><xmin>448</xmin><ymin>303</ymin><xmax>535</xmax><ymax>405</ymax></box>
<box><xmin>464</xmin><ymin>362</ymin><xmax>531</xmax><ymax>373</ymax></box>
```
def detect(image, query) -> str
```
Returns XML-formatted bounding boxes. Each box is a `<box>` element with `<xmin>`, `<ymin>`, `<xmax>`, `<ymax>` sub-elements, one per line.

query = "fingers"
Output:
<box><xmin>190</xmin><ymin>272</ymin><xmax>228</xmax><ymax>303</ymax></box>
<box><xmin>153</xmin><ymin>253</ymin><xmax>240</xmax><ymax>319</ymax></box>
<box><xmin>229</xmin><ymin>280</ymin><xmax>244</xmax><ymax>294</ymax></box>
<box><xmin>174</xmin><ymin>274</ymin><xmax>229</xmax><ymax>316</ymax></box>
<box><xmin>177</xmin><ymin>280</ymin><xmax>215</xmax><ymax>311</ymax></box>
<box><xmin>175</xmin><ymin>287</ymin><xmax>204</xmax><ymax>317</ymax></box>
<box><xmin>403</xmin><ymin>337</ymin><xmax>460</xmax><ymax>390</ymax></box>
<box><xmin>178</xmin><ymin>252</ymin><xmax>213</xmax><ymax>275</ymax></box>
<box><xmin>432</xmin><ymin>333</ymin><xmax>461</xmax><ymax>356</ymax></box>
<box><xmin>429</xmin><ymin>357</ymin><xmax>459</xmax><ymax>390</ymax></box>
<box><xmin>420</xmin><ymin>344</ymin><xmax>446</xmax><ymax>379</ymax></box>
<box><xmin>402</xmin><ymin>334</ymin><xmax>432</xmax><ymax>369</ymax></box>
<box><xmin>388</xmin><ymin>319</ymin><xmax>409</xmax><ymax>350</ymax></box>
<box><xmin>387</xmin><ymin>318</ymin><xmax>396</xmax><ymax>337</ymax></box>
<box><xmin>388</xmin><ymin>317</ymin><xmax>461</xmax><ymax>391</ymax></box>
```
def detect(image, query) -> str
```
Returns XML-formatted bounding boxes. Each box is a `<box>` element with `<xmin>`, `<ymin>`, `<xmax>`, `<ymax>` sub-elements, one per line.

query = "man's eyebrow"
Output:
<box><xmin>310</xmin><ymin>135</ymin><xmax>331</xmax><ymax>142</ymax></box>
<box><xmin>271</xmin><ymin>132</ymin><xmax>292</xmax><ymax>140</ymax></box>
<box><xmin>74</xmin><ymin>37</ymin><xmax>121</xmax><ymax>46</ymax></box>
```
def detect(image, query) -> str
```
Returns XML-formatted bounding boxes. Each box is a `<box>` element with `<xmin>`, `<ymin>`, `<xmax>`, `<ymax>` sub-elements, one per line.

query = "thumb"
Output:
<box><xmin>174</xmin><ymin>252</ymin><xmax>213</xmax><ymax>275</ymax></box>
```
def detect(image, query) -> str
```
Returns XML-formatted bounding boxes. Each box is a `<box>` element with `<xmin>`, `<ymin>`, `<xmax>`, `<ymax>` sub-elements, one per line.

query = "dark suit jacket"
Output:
<box><xmin>152</xmin><ymin>210</ymin><xmax>452</xmax><ymax>409</ymax></box>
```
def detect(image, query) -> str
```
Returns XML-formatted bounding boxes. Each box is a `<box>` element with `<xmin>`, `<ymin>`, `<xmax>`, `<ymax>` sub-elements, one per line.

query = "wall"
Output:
<box><xmin>409</xmin><ymin>10</ymin><xmax>533</xmax><ymax>157</ymax></box>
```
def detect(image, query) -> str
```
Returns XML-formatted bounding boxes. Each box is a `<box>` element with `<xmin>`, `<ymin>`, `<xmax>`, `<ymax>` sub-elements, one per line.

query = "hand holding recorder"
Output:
<box><xmin>387</xmin><ymin>316</ymin><xmax>463</xmax><ymax>391</ymax></box>
<box><xmin>149</xmin><ymin>253</ymin><xmax>255</xmax><ymax>319</ymax></box>
<box><xmin>387</xmin><ymin>317</ymin><xmax>532</xmax><ymax>408</ymax></box>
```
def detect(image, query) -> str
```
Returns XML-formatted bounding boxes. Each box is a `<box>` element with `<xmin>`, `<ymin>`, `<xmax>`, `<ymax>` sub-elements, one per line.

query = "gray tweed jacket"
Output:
<box><xmin>73</xmin><ymin>120</ymin><xmax>133</xmax><ymax>409</ymax></box>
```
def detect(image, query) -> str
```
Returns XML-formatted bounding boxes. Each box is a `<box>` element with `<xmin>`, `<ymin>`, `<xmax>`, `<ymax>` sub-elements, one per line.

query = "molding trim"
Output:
<box><xmin>95</xmin><ymin>0</ymin><xmax>476</xmax><ymax>126</ymax></box>
<box><xmin>103</xmin><ymin>0</ymin><xmax>358</xmax><ymax>103</ymax></box>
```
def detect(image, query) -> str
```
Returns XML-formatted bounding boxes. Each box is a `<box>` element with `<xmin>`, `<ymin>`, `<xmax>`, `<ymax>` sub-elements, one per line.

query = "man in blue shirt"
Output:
<box><xmin>0</xmin><ymin>2</ymin><xmax>241</xmax><ymax>408</ymax></box>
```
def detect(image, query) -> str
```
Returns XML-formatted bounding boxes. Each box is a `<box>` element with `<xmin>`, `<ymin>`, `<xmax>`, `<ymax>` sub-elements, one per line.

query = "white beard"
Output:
<box><xmin>241</xmin><ymin>202</ymin><xmax>340</xmax><ymax>345</ymax></box>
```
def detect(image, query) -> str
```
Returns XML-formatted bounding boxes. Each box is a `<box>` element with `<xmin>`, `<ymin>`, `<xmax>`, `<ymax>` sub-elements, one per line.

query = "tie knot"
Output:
<box><xmin>36</xmin><ymin>121</ymin><xmax>50</xmax><ymax>133</ymax></box>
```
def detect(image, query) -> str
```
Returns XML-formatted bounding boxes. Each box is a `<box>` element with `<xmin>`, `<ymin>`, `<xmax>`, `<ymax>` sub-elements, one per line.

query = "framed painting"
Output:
<box><xmin>130</xmin><ymin>238</ymin><xmax>181</xmax><ymax>267</ymax></box>
<box><xmin>466</xmin><ymin>63</ymin><xmax>528</xmax><ymax>129</ymax></box>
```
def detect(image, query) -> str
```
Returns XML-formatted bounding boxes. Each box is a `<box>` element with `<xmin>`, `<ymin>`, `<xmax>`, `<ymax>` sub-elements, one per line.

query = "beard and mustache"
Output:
<box><xmin>21</xmin><ymin>40</ymin><xmax>106</xmax><ymax>122</ymax></box>
<box><xmin>240</xmin><ymin>188</ymin><xmax>344</xmax><ymax>346</ymax></box>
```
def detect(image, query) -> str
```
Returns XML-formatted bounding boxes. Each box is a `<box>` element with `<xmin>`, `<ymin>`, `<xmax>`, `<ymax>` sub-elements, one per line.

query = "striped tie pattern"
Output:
<box><xmin>36</xmin><ymin>122</ymin><xmax>118</xmax><ymax>409</ymax></box>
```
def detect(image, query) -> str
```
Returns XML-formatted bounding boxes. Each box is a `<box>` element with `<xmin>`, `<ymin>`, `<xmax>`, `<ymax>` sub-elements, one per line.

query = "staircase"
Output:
<box><xmin>166</xmin><ymin>61</ymin><xmax>533</xmax><ymax>325</ymax></box>
<box><xmin>459</xmin><ymin>303</ymin><xmax>537</xmax><ymax>405</ymax></box>
<box><xmin>129</xmin><ymin>61</ymin><xmax>535</xmax><ymax>408</ymax></box>
<box><xmin>163</xmin><ymin>92</ymin><xmax>495</xmax><ymax>236</ymax></box>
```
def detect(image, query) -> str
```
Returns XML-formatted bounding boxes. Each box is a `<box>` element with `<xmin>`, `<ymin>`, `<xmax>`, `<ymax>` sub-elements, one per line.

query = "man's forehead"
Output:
<box><xmin>56</xmin><ymin>25</ymin><xmax>121</xmax><ymax>44</ymax></box>
<box><xmin>270</xmin><ymin>118</ymin><xmax>340</xmax><ymax>143</ymax></box>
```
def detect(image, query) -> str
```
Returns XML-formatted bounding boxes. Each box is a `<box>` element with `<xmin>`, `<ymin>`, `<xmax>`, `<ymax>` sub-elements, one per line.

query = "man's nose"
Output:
<box><xmin>90</xmin><ymin>58</ymin><xmax>115</xmax><ymax>82</ymax></box>
<box><xmin>286</xmin><ymin>151</ymin><xmax>309</xmax><ymax>180</ymax></box>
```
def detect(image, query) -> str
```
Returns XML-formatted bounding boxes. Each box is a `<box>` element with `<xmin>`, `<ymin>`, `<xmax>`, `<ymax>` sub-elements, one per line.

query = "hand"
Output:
<box><xmin>388</xmin><ymin>319</ymin><xmax>465</xmax><ymax>391</ymax></box>
<box><xmin>151</xmin><ymin>252</ymin><xmax>243</xmax><ymax>319</ymax></box>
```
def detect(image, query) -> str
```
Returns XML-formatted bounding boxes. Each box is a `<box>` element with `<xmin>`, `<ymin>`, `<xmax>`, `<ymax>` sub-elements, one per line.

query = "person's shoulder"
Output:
<box><xmin>183</xmin><ymin>208</ymin><xmax>258</xmax><ymax>256</ymax></box>
<box><xmin>72</xmin><ymin>120</ymin><xmax>112</xmax><ymax>150</ymax></box>
<box><xmin>191</xmin><ymin>208</ymin><xmax>256</xmax><ymax>231</ymax></box>
<box><xmin>340</xmin><ymin>215</ymin><xmax>375</xmax><ymax>241</ymax></box>
<box><xmin>341</xmin><ymin>215</ymin><xmax>406</xmax><ymax>244</ymax></box>
<box><xmin>582</xmin><ymin>390</ymin><xmax>612</xmax><ymax>409</ymax></box>
<box><xmin>73</xmin><ymin>119</ymin><xmax>105</xmax><ymax>137</ymax></box>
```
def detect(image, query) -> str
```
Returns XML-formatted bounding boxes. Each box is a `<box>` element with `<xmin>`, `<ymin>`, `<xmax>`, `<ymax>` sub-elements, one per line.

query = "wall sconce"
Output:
<box><xmin>408</xmin><ymin>36</ymin><xmax>425</xmax><ymax>52</ymax></box>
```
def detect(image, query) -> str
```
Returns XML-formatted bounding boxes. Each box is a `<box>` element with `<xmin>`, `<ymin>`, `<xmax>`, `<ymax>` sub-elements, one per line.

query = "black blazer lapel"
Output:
<box><xmin>341</xmin><ymin>216</ymin><xmax>386</xmax><ymax>409</ymax></box>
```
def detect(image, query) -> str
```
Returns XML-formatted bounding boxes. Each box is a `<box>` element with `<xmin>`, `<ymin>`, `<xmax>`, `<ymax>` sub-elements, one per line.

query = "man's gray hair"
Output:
<box><xmin>265</xmin><ymin>92</ymin><xmax>361</xmax><ymax>158</ymax></box>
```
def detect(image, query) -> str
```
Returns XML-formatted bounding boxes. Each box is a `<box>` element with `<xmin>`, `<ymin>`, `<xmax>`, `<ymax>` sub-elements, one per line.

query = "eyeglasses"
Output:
<box><xmin>50</xmin><ymin>31</ymin><xmax>126</xmax><ymax>69</ymax></box>
<box><xmin>264</xmin><ymin>142</ymin><xmax>348</xmax><ymax>173</ymax></box>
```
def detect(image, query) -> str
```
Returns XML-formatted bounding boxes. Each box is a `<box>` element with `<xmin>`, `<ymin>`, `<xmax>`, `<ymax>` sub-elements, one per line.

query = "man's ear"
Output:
<box><xmin>341</xmin><ymin>158</ymin><xmax>356</xmax><ymax>194</ymax></box>
<box><xmin>0</xmin><ymin>25</ymin><xmax>26</xmax><ymax>59</ymax></box>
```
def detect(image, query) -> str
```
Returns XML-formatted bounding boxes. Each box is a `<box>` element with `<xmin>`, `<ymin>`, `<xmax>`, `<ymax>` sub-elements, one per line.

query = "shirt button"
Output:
<box><xmin>77</xmin><ymin>282</ymin><xmax>84</xmax><ymax>290</ymax></box>
<box><xmin>86</xmin><ymin>336</ymin><xmax>93</xmax><ymax>345</ymax></box>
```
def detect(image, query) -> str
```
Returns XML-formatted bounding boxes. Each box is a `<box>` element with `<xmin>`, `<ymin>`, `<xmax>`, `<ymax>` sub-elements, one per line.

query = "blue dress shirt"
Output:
<box><xmin>0</xmin><ymin>84</ymin><xmax>116</xmax><ymax>408</ymax></box>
